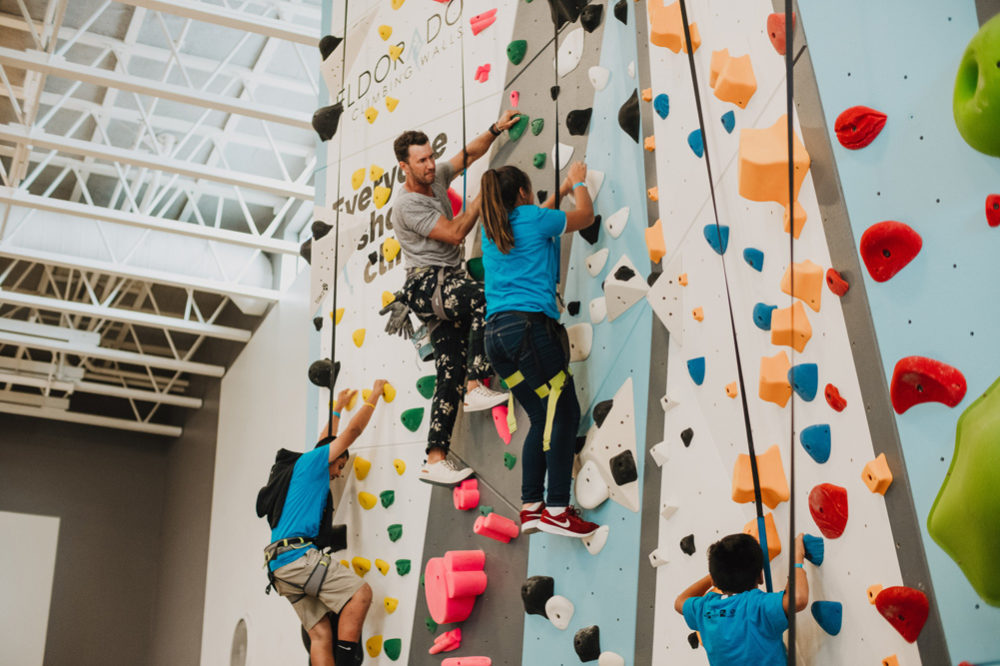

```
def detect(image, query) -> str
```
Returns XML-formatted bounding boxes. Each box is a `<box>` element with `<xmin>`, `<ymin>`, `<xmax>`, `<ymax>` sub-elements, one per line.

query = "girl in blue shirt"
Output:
<box><xmin>479</xmin><ymin>162</ymin><xmax>599</xmax><ymax>538</ymax></box>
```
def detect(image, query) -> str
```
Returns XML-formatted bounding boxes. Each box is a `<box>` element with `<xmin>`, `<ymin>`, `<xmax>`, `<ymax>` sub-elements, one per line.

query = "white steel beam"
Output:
<box><xmin>74</xmin><ymin>379</ymin><xmax>201</xmax><ymax>408</ymax></box>
<box><xmin>0</xmin><ymin>124</ymin><xmax>315</xmax><ymax>200</ymax></box>
<box><xmin>114</xmin><ymin>0</ymin><xmax>318</xmax><ymax>45</ymax></box>
<box><xmin>0</xmin><ymin>401</ymin><xmax>182</xmax><ymax>436</ymax></box>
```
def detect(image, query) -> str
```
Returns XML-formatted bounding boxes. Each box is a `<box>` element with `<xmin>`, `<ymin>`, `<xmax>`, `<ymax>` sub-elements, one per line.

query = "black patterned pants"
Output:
<box><xmin>402</xmin><ymin>266</ymin><xmax>493</xmax><ymax>453</ymax></box>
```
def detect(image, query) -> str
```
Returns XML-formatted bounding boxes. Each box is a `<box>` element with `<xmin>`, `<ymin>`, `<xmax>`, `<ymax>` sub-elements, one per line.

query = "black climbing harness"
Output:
<box><xmin>263</xmin><ymin>538</ymin><xmax>332</xmax><ymax>602</ymax></box>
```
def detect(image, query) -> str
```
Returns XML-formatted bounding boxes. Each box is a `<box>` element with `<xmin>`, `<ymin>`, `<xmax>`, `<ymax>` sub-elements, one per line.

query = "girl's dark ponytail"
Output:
<box><xmin>480</xmin><ymin>166</ymin><xmax>529</xmax><ymax>254</ymax></box>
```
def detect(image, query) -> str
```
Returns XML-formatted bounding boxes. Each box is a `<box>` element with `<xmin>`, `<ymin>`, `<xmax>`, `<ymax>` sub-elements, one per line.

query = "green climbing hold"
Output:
<box><xmin>504</xmin><ymin>452</ymin><xmax>517</xmax><ymax>470</ymax></box>
<box><xmin>467</xmin><ymin>256</ymin><xmax>485</xmax><ymax>282</ymax></box>
<box><xmin>395</xmin><ymin>559</ymin><xmax>411</xmax><ymax>575</ymax></box>
<box><xmin>531</xmin><ymin>118</ymin><xmax>544</xmax><ymax>136</ymax></box>
<box><xmin>478</xmin><ymin>505</ymin><xmax>494</xmax><ymax>516</ymax></box>
<box><xmin>384</xmin><ymin>638</ymin><xmax>402</xmax><ymax>661</ymax></box>
<box><xmin>380</xmin><ymin>490</ymin><xmax>395</xmax><ymax>508</ymax></box>
<box><xmin>953</xmin><ymin>14</ymin><xmax>1000</xmax><ymax>157</ymax></box>
<box><xmin>416</xmin><ymin>375</ymin><xmax>436</xmax><ymax>400</ymax></box>
<box><xmin>388</xmin><ymin>523</ymin><xmax>403</xmax><ymax>542</ymax></box>
<box><xmin>401</xmin><ymin>407</ymin><xmax>424</xmax><ymax>432</ymax></box>
<box><xmin>425</xmin><ymin>617</ymin><xmax>438</xmax><ymax>633</ymax></box>
<box><xmin>507</xmin><ymin>39</ymin><xmax>527</xmax><ymax>65</ymax></box>
<box><xmin>533</xmin><ymin>152</ymin><xmax>546</xmax><ymax>169</ymax></box>
<box><xmin>928</xmin><ymin>375</ymin><xmax>1000</xmax><ymax>606</ymax></box>
<box><xmin>508</xmin><ymin>114</ymin><xmax>530</xmax><ymax>141</ymax></box>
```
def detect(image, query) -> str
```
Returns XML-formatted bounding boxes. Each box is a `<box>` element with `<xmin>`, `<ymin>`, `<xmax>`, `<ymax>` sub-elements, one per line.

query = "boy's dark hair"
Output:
<box><xmin>394</xmin><ymin>130</ymin><xmax>429</xmax><ymax>162</ymax></box>
<box><xmin>708</xmin><ymin>533</ymin><xmax>764</xmax><ymax>593</ymax></box>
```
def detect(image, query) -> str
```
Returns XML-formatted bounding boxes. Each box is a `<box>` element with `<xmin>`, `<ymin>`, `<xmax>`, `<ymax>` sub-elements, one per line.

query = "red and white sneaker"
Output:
<box><xmin>538</xmin><ymin>506</ymin><xmax>599</xmax><ymax>538</ymax></box>
<box><xmin>520</xmin><ymin>503</ymin><xmax>545</xmax><ymax>535</ymax></box>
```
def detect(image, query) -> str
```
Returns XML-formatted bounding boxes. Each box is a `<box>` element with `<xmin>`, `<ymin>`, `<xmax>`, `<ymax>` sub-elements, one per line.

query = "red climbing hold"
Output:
<box><xmin>824</xmin><ymin>383</ymin><xmax>847</xmax><ymax>412</ymax></box>
<box><xmin>474</xmin><ymin>64</ymin><xmax>491</xmax><ymax>83</ymax></box>
<box><xmin>825</xmin><ymin>268</ymin><xmax>849</xmax><ymax>296</ymax></box>
<box><xmin>834</xmin><ymin>106</ymin><xmax>887</xmax><ymax>150</ymax></box>
<box><xmin>859</xmin><ymin>220</ymin><xmax>922</xmax><ymax>282</ymax></box>
<box><xmin>808</xmin><ymin>483</ymin><xmax>848</xmax><ymax>538</ymax></box>
<box><xmin>986</xmin><ymin>194</ymin><xmax>1000</xmax><ymax>227</ymax></box>
<box><xmin>889</xmin><ymin>356</ymin><xmax>967</xmax><ymax>414</ymax></box>
<box><xmin>447</xmin><ymin>188</ymin><xmax>463</xmax><ymax>216</ymax></box>
<box><xmin>875</xmin><ymin>586</ymin><xmax>929</xmax><ymax>643</ymax></box>
<box><xmin>470</xmin><ymin>9</ymin><xmax>497</xmax><ymax>35</ymax></box>
<box><xmin>766</xmin><ymin>13</ymin><xmax>793</xmax><ymax>56</ymax></box>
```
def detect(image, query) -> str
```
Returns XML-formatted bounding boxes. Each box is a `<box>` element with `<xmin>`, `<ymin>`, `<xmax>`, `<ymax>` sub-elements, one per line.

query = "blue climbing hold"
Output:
<box><xmin>687</xmin><ymin>357</ymin><xmax>706</xmax><ymax>385</ymax></box>
<box><xmin>753</xmin><ymin>303</ymin><xmax>777</xmax><ymax>331</ymax></box>
<box><xmin>811</xmin><ymin>601</ymin><xmax>842</xmax><ymax>636</ymax></box>
<box><xmin>688</xmin><ymin>129</ymin><xmax>704</xmax><ymax>157</ymax></box>
<box><xmin>803</xmin><ymin>534</ymin><xmax>825</xmax><ymax>566</ymax></box>
<box><xmin>788</xmin><ymin>363</ymin><xmax>819</xmax><ymax>402</ymax></box>
<box><xmin>721</xmin><ymin>110</ymin><xmax>735</xmax><ymax>133</ymax></box>
<box><xmin>703</xmin><ymin>225</ymin><xmax>729</xmax><ymax>255</ymax></box>
<box><xmin>743</xmin><ymin>247</ymin><xmax>764</xmax><ymax>271</ymax></box>
<box><xmin>653</xmin><ymin>93</ymin><xmax>670</xmax><ymax>119</ymax></box>
<box><xmin>800</xmin><ymin>424</ymin><xmax>831</xmax><ymax>464</ymax></box>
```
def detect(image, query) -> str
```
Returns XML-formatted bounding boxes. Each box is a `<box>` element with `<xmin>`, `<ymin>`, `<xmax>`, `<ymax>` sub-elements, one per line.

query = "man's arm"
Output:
<box><xmin>782</xmin><ymin>533</ymin><xmax>809</xmax><ymax>612</ymax></box>
<box><xmin>446</xmin><ymin>109</ymin><xmax>522</xmax><ymax>177</ymax></box>
<box><xmin>328</xmin><ymin>380</ymin><xmax>386</xmax><ymax>462</ymax></box>
<box><xmin>425</xmin><ymin>194</ymin><xmax>482</xmax><ymax>246</ymax></box>
<box><xmin>675</xmin><ymin>573</ymin><xmax>714</xmax><ymax>614</ymax></box>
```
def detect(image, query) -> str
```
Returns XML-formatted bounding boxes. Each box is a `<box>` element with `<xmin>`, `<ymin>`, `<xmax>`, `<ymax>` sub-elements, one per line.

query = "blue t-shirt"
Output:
<box><xmin>683</xmin><ymin>589</ymin><xmax>788</xmax><ymax>665</ymax></box>
<box><xmin>482</xmin><ymin>205</ymin><xmax>567</xmax><ymax>321</ymax></box>
<box><xmin>269</xmin><ymin>445</ymin><xmax>330</xmax><ymax>571</ymax></box>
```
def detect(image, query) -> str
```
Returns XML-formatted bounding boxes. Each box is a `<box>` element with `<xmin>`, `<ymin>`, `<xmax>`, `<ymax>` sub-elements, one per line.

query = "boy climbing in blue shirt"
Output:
<box><xmin>675</xmin><ymin>532</ymin><xmax>809</xmax><ymax>665</ymax></box>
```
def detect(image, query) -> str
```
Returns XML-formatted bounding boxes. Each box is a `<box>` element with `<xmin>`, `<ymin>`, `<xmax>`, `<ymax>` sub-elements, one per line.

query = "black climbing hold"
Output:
<box><xmin>550</xmin><ymin>85</ymin><xmax>560</xmax><ymax>101</ymax></box>
<box><xmin>618</xmin><ymin>90</ymin><xmax>640</xmax><ymax>143</ymax></box>
<box><xmin>687</xmin><ymin>631</ymin><xmax>700</xmax><ymax>649</ymax></box>
<box><xmin>610</xmin><ymin>450</ymin><xmax>638</xmax><ymax>485</ymax></box>
<box><xmin>312</xmin><ymin>220</ymin><xmax>333</xmax><ymax>240</ymax></box>
<box><xmin>575</xmin><ymin>435</ymin><xmax>586</xmax><ymax>453</ymax></box>
<box><xmin>613</xmin><ymin>265</ymin><xmax>636</xmax><ymax>282</ymax></box>
<box><xmin>537</xmin><ymin>190</ymin><xmax>548</xmax><ymax>203</ymax></box>
<box><xmin>299</xmin><ymin>238</ymin><xmax>312</xmax><ymax>264</ymax></box>
<box><xmin>566</xmin><ymin>108</ymin><xmax>593</xmax><ymax>136</ymax></box>
<box><xmin>521</xmin><ymin>576</ymin><xmax>554</xmax><ymax>616</ymax></box>
<box><xmin>312</xmin><ymin>102</ymin><xmax>344</xmax><ymax>141</ymax></box>
<box><xmin>647</xmin><ymin>271</ymin><xmax>662</xmax><ymax>287</ymax></box>
<box><xmin>680</xmin><ymin>534</ymin><xmax>696</xmax><ymax>555</ymax></box>
<box><xmin>680</xmin><ymin>427</ymin><xmax>694</xmax><ymax>447</ymax></box>
<box><xmin>319</xmin><ymin>35</ymin><xmax>342</xmax><ymax>60</ymax></box>
<box><xmin>580</xmin><ymin>4</ymin><xmax>604</xmax><ymax>32</ymax></box>
<box><xmin>546</xmin><ymin>0</ymin><xmax>589</xmax><ymax>30</ymax></box>
<box><xmin>579</xmin><ymin>215</ymin><xmax>601</xmax><ymax>244</ymax></box>
<box><xmin>368</xmin><ymin>251</ymin><xmax>378</xmax><ymax>265</ymax></box>
<box><xmin>573</xmin><ymin>625</ymin><xmax>601</xmax><ymax>662</ymax></box>
<box><xmin>592</xmin><ymin>399</ymin><xmax>613</xmax><ymax>427</ymax></box>
<box><xmin>567</xmin><ymin>300</ymin><xmax>581</xmax><ymax>316</ymax></box>
<box><xmin>614</xmin><ymin>0</ymin><xmax>628</xmax><ymax>25</ymax></box>
<box><xmin>308</xmin><ymin>358</ymin><xmax>340</xmax><ymax>388</ymax></box>
<box><xmin>313</xmin><ymin>316</ymin><xmax>323</xmax><ymax>331</ymax></box>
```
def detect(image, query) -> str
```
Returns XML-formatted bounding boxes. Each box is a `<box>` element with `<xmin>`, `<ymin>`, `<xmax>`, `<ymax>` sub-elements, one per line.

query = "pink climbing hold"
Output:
<box><xmin>447</xmin><ymin>188</ymin><xmax>463</xmax><ymax>216</ymax></box>
<box><xmin>474</xmin><ymin>512</ymin><xmax>519</xmax><ymax>543</ymax></box>
<box><xmin>492</xmin><ymin>403</ymin><xmax>512</xmax><ymax>444</ymax></box>
<box><xmin>475</xmin><ymin>64</ymin><xmax>491</xmax><ymax>83</ymax></box>
<box><xmin>470</xmin><ymin>9</ymin><xmax>497</xmax><ymax>35</ymax></box>
<box><xmin>442</xmin><ymin>658</ymin><xmax>492</xmax><ymax>666</ymax></box>
<box><xmin>453</xmin><ymin>479</ymin><xmax>480</xmax><ymax>511</ymax></box>
<box><xmin>425</xmin><ymin>550</ymin><xmax>488</xmax><ymax>624</ymax></box>
<box><xmin>429</xmin><ymin>628</ymin><xmax>462</xmax><ymax>655</ymax></box>
<box><xmin>510</xmin><ymin>90</ymin><xmax>520</xmax><ymax>108</ymax></box>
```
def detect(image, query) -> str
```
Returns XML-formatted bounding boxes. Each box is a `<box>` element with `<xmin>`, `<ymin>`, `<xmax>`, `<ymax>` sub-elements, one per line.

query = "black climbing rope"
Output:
<box><xmin>553</xmin><ymin>19</ymin><xmax>561</xmax><ymax>209</ymax></box>
<box><xmin>459</xmin><ymin>8</ymin><xmax>468</xmax><ymax>210</ymax></box>
<box><xmin>676</xmin><ymin>0</ymin><xmax>774</xmax><ymax>592</ymax></box>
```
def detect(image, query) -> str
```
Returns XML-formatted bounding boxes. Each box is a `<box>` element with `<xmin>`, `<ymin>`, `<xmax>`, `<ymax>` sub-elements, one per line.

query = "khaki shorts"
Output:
<box><xmin>273</xmin><ymin>548</ymin><xmax>365</xmax><ymax>630</ymax></box>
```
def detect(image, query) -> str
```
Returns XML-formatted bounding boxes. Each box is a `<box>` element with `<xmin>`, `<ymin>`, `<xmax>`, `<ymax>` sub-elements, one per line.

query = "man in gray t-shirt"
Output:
<box><xmin>390</xmin><ymin>113</ymin><xmax>518</xmax><ymax>487</ymax></box>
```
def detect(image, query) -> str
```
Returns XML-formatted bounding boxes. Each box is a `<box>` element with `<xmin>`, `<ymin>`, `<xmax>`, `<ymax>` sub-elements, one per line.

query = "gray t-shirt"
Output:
<box><xmin>394</xmin><ymin>161</ymin><xmax>463</xmax><ymax>268</ymax></box>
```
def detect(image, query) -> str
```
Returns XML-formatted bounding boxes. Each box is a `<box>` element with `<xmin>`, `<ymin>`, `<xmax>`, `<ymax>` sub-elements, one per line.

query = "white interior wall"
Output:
<box><xmin>0</xmin><ymin>511</ymin><xmax>59</xmax><ymax>666</ymax></box>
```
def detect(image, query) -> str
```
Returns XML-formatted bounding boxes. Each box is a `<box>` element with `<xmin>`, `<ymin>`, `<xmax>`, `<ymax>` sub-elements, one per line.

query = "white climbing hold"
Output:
<box><xmin>582</xmin><ymin>524</ymin><xmax>609</xmax><ymax>555</ymax></box>
<box><xmin>646</xmin><ymin>256</ymin><xmax>685</xmax><ymax>346</ymax></box>
<box><xmin>627</xmin><ymin>61</ymin><xmax>635</xmax><ymax>78</ymax></box>
<box><xmin>566</xmin><ymin>323</ymin><xmax>593</xmax><ymax>362</ymax></box>
<box><xmin>660</xmin><ymin>394</ymin><xmax>679</xmax><ymax>411</ymax></box>
<box><xmin>586</xmin><ymin>169</ymin><xmax>605</xmax><ymax>202</ymax></box>
<box><xmin>545</xmin><ymin>595</ymin><xmax>575</xmax><ymax>630</ymax></box>
<box><xmin>598</xmin><ymin>652</ymin><xmax>626</xmax><ymax>666</ymax></box>
<box><xmin>649</xmin><ymin>441</ymin><xmax>669</xmax><ymax>467</ymax></box>
<box><xmin>557</xmin><ymin>28</ymin><xmax>585</xmax><ymax>77</ymax></box>
<box><xmin>578</xmin><ymin>378</ymin><xmax>640</xmax><ymax>512</ymax></box>
<box><xmin>648</xmin><ymin>548</ymin><xmax>669</xmax><ymax>567</ymax></box>
<box><xmin>604</xmin><ymin>206</ymin><xmax>629</xmax><ymax>238</ymax></box>
<box><xmin>586</xmin><ymin>248</ymin><xmax>609</xmax><ymax>276</ymax></box>
<box><xmin>589</xmin><ymin>297</ymin><xmax>607</xmax><ymax>324</ymax></box>
<box><xmin>588</xmin><ymin>65</ymin><xmax>610</xmax><ymax>90</ymax></box>
<box><xmin>604</xmin><ymin>255</ymin><xmax>650</xmax><ymax>322</ymax></box>
<box><xmin>575</xmin><ymin>459</ymin><xmax>610</xmax><ymax>509</ymax></box>
<box><xmin>552</xmin><ymin>142</ymin><xmax>574</xmax><ymax>171</ymax></box>
<box><xmin>660</xmin><ymin>502</ymin><xmax>679</xmax><ymax>520</ymax></box>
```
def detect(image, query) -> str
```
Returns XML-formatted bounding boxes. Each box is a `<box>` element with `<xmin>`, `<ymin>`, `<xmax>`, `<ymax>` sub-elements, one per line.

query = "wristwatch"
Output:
<box><xmin>488</xmin><ymin>123</ymin><xmax>501</xmax><ymax>137</ymax></box>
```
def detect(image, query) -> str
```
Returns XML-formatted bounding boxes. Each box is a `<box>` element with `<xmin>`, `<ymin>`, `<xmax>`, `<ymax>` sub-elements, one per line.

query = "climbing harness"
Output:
<box><xmin>263</xmin><ymin>538</ymin><xmax>332</xmax><ymax>602</ymax></box>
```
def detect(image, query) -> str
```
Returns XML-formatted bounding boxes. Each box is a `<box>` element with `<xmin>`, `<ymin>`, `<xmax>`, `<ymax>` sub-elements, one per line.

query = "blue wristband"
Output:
<box><xmin>794</xmin><ymin>563</ymin><xmax>804</xmax><ymax>569</ymax></box>
<box><xmin>573</xmin><ymin>181</ymin><xmax>587</xmax><ymax>190</ymax></box>
<box><xmin>331</xmin><ymin>410</ymin><xmax>341</xmax><ymax>418</ymax></box>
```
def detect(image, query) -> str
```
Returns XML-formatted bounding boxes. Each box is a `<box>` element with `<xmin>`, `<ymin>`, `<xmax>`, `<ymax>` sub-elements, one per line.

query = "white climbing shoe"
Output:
<box><xmin>463</xmin><ymin>385</ymin><xmax>508</xmax><ymax>412</ymax></box>
<box><xmin>419</xmin><ymin>458</ymin><xmax>474</xmax><ymax>487</ymax></box>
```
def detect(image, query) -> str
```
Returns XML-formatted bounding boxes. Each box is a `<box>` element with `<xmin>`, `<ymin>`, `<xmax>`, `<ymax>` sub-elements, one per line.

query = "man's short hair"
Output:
<box><xmin>708</xmin><ymin>533</ymin><xmax>764</xmax><ymax>594</ymax></box>
<box><xmin>394</xmin><ymin>130</ymin><xmax>429</xmax><ymax>162</ymax></box>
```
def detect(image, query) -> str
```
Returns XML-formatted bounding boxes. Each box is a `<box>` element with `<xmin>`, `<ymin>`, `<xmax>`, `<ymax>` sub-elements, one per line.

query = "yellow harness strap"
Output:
<box><xmin>504</xmin><ymin>372</ymin><xmax>523</xmax><ymax>435</ymax></box>
<box><xmin>504</xmin><ymin>368</ymin><xmax>571</xmax><ymax>451</ymax></box>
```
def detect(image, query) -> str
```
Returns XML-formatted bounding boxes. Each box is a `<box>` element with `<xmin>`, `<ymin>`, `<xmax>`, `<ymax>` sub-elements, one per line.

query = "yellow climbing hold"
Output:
<box><xmin>365</xmin><ymin>106</ymin><xmax>378</xmax><ymax>124</ymax></box>
<box><xmin>366</xmin><ymin>635</ymin><xmax>383</xmax><ymax>658</ymax></box>
<box><xmin>370</xmin><ymin>164</ymin><xmax>385</xmax><ymax>182</ymax></box>
<box><xmin>385</xmin><ymin>96</ymin><xmax>399</xmax><ymax>112</ymax></box>
<box><xmin>351</xmin><ymin>167</ymin><xmax>366</xmax><ymax>190</ymax></box>
<box><xmin>393</xmin><ymin>459</ymin><xmax>406</xmax><ymax>475</ymax></box>
<box><xmin>353</xmin><ymin>456</ymin><xmax>371</xmax><ymax>480</ymax></box>
<box><xmin>375</xmin><ymin>559</ymin><xmax>390</xmax><ymax>575</ymax></box>
<box><xmin>352</xmin><ymin>328</ymin><xmax>366</xmax><ymax>347</ymax></box>
<box><xmin>334</xmin><ymin>308</ymin><xmax>344</xmax><ymax>324</ymax></box>
<box><xmin>390</xmin><ymin>0</ymin><xmax>404</xmax><ymax>9</ymax></box>
<box><xmin>378</xmin><ymin>25</ymin><xmax>393</xmax><ymax>40</ymax></box>
<box><xmin>383</xmin><ymin>382</ymin><xmax>396</xmax><ymax>403</ymax></box>
<box><xmin>382</xmin><ymin>236</ymin><xmax>401</xmax><ymax>261</ymax></box>
<box><xmin>373</xmin><ymin>186</ymin><xmax>392</xmax><ymax>209</ymax></box>
<box><xmin>358</xmin><ymin>491</ymin><xmax>377</xmax><ymax>510</ymax></box>
<box><xmin>388</xmin><ymin>44</ymin><xmax>403</xmax><ymax>61</ymax></box>
<box><xmin>340</xmin><ymin>559</ymin><xmax>350</xmax><ymax>568</ymax></box>
<box><xmin>382</xmin><ymin>291</ymin><xmax>395</xmax><ymax>308</ymax></box>
<box><xmin>362</xmin><ymin>388</ymin><xmax>372</xmax><ymax>402</ymax></box>
<box><xmin>352</xmin><ymin>556</ymin><xmax>372</xmax><ymax>577</ymax></box>
<box><xmin>347</xmin><ymin>390</ymin><xmax>359</xmax><ymax>411</ymax></box>
<box><xmin>384</xmin><ymin>596</ymin><xmax>399</xmax><ymax>613</ymax></box>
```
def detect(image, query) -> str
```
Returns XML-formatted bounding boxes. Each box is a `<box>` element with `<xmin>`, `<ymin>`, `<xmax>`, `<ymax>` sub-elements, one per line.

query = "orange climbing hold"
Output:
<box><xmin>783</xmin><ymin>201</ymin><xmax>807</xmax><ymax>238</ymax></box>
<box><xmin>645</xmin><ymin>219</ymin><xmax>666</xmax><ymax>263</ymax></box>
<box><xmin>725</xmin><ymin>382</ymin><xmax>738</xmax><ymax>398</ymax></box>
<box><xmin>644</xmin><ymin>135</ymin><xmax>656</xmax><ymax>152</ymax></box>
<box><xmin>868</xmin><ymin>584</ymin><xmax>884</xmax><ymax>604</ymax></box>
<box><xmin>743</xmin><ymin>511</ymin><xmax>782</xmax><ymax>560</ymax></box>
<box><xmin>678</xmin><ymin>273</ymin><xmax>688</xmax><ymax>286</ymax></box>
<box><xmin>647</xmin><ymin>0</ymin><xmax>700</xmax><ymax>53</ymax></box>
<box><xmin>691</xmin><ymin>307</ymin><xmax>704</xmax><ymax>321</ymax></box>
<box><xmin>709</xmin><ymin>50</ymin><xmax>757</xmax><ymax>109</ymax></box>
<box><xmin>760</xmin><ymin>351</ymin><xmax>792</xmax><ymax>407</ymax></box>
<box><xmin>780</xmin><ymin>259</ymin><xmax>823</xmax><ymax>312</ymax></box>
<box><xmin>882</xmin><ymin>656</ymin><xmax>899</xmax><ymax>666</ymax></box>
<box><xmin>770</xmin><ymin>301</ymin><xmax>812</xmax><ymax>353</ymax></box>
<box><xmin>709</xmin><ymin>49</ymin><xmax>728</xmax><ymax>87</ymax></box>
<box><xmin>738</xmin><ymin>115</ymin><xmax>810</xmax><ymax>205</ymax></box>
<box><xmin>647</xmin><ymin>186</ymin><xmax>659</xmax><ymax>201</ymax></box>
<box><xmin>861</xmin><ymin>452</ymin><xmax>893</xmax><ymax>495</ymax></box>
<box><xmin>732</xmin><ymin>444</ymin><xmax>790</xmax><ymax>509</ymax></box>
<box><xmin>641</xmin><ymin>88</ymin><xmax>653</xmax><ymax>102</ymax></box>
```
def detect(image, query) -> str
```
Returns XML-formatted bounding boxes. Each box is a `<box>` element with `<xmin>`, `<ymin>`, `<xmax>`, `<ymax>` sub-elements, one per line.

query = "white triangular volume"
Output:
<box><xmin>660</xmin><ymin>502</ymin><xmax>679</xmax><ymax>520</ymax></box>
<box><xmin>586</xmin><ymin>248</ymin><xmax>609</xmax><ymax>276</ymax></box>
<box><xmin>649</xmin><ymin>441</ymin><xmax>669</xmax><ymax>467</ymax></box>
<box><xmin>557</xmin><ymin>28</ymin><xmax>585</xmax><ymax>77</ymax></box>
<box><xmin>604</xmin><ymin>206</ymin><xmax>629</xmax><ymax>238</ymax></box>
<box><xmin>308</xmin><ymin>209</ymin><xmax>365</xmax><ymax>317</ymax></box>
<box><xmin>582</xmin><ymin>524</ymin><xmax>609</xmax><ymax>555</ymax></box>
<box><xmin>580</xmin><ymin>378</ymin><xmax>639</xmax><ymax>512</ymax></box>
<box><xmin>545</xmin><ymin>595</ymin><xmax>575</xmax><ymax>631</ymax></box>
<box><xmin>575</xmin><ymin>459</ymin><xmax>610</xmax><ymax>509</ymax></box>
<box><xmin>604</xmin><ymin>255</ymin><xmax>650</xmax><ymax>322</ymax></box>
<box><xmin>589</xmin><ymin>297</ymin><xmax>607</xmax><ymax>324</ymax></box>
<box><xmin>660</xmin><ymin>394</ymin><xmax>679</xmax><ymax>411</ymax></box>
<box><xmin>586</xmin><ymin>169</ymin><xmax>604</xmax><ymax>202</ymax></box>
<box><xmin>627</xmin><ymin>61</ymin><xmax>635</xmax><ymax>78</ymax></box>
<box><xmin>566</xmin><ymin>323</ymin><xmax>593</xmax><ymax>362</ymax></box>
<box><xmin>648</xmin><ymin>548</ymin><xmax>669</xmax><ymax>567</ymax></box>
<box><xmin>646</xmin><ymin>256</ymin><xmax>684</xmax><ymax>345</ymax></box>
<box><xmin>598</xmin><ymin>652</ymin><xmax>626</xmax><ymax>666</ymax></box>
<box><xmin>588</xmin><ymin>65</ymin><xmax>610</xmax><ymax>90</ymax></box>
<box><xmin>552</xmin><ymin>142</ymin><xmax>574</xmax><ymax>171</ymax></box>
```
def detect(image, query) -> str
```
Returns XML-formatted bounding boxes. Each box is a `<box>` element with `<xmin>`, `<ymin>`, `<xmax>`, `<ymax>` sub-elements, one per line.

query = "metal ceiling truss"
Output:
<box><xmin>0</xmin><ymin>0</ymin><xmax>322</xmax><ymax>435</ymax></box>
